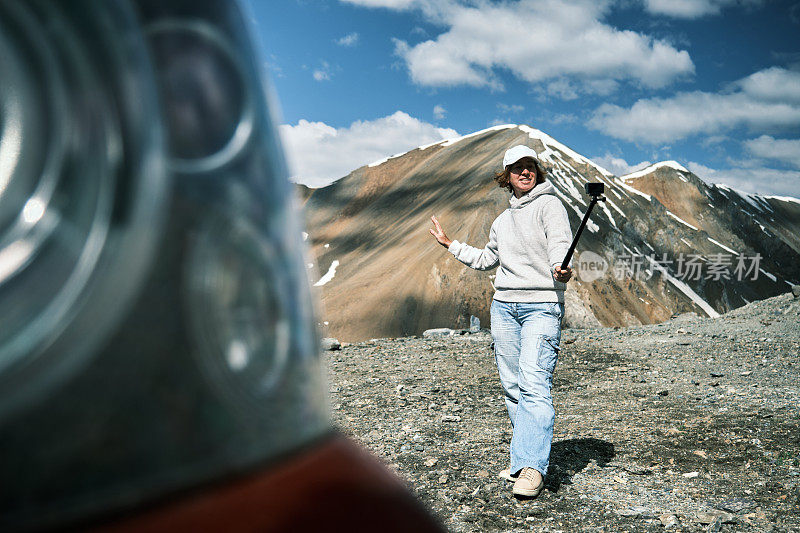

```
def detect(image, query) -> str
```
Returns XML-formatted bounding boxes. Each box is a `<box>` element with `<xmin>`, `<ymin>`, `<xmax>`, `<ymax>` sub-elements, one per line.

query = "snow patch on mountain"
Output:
<box><xmin>759</xmin><ymin>268</ymin><xmax>777</xmax><ymax>282</ymax></box>
<box><xmin>765</xmin><ymin>195</ymin><xmax>800</xmax><ymax>204</ymax></box>
<box><xmin>517</xmin><ymin>125</ymin><xmax>614</xmax><ymax>178</ymax></box>
<box><xmin>440</xmin><ymin>124</ymin><xmax>517</xmax><ymax>147</ymax></box>
<box><xmin>666</xmin><ymin>210</ymin><xmax>699</xmax><ymax>230</ymax></box>
<box><xmin>613</xmin><ymin>177</ymin><xmax>653</xmax><ymax>202</ymax></box>
<box><xmin>368</xmin><ymin>153</ymin><xmax>404</xmax><ymax>167</ymax></box>
<box><xmin>731</xmin><ymin>189</ymin><xmax>766</xmax><ymax>212</ymax></box>
<box><xmin>417</xmin><ymin>139</ymin><xmax>447</xmax><ymax>151</ymax></box>
<box><xmin>599</xmin><ymin>202</ymin><xmax>619</xmax><ymax>230</ymax></box>
<box><xmin>555</xmin><ymin>188</ymin><xmax>599</xmax><ymax>233</ymax></box>
<box><xmin>707</xmin><ymin>237</ymin><xmax>737</xmax><ymax>254</ymax></box>
<box><xmin>648</xmin><ymin>257</ymin><xmax>721</xmax><ymax>318</ymax></box>
<box><xmin>314</xmin><ymin>260</ymin><xmax>340</xmax><ymax>286</ymax></box>
<box><xmin>608</xmin><ymin>188</ymin><xmax>624</xmax><ymax>201</ymax></box>
<box><xmin>550</xmin><ymin>167</ymin><xmax>588</xmax><ymax>207</ymax></box>
<box><xmin>606</xmin><ymin>198</ymin><xmax>626</xmax><ymax>219</ymax></box>
<box><xmin>716</xmin><ymin>184</ymin><xmax>779</xmax><ymax>214</ymax></box>
<box><xmin>367</xmin><ymin>125</ymin><xmax>516</xmax><ymax>167</ymax></box>
<box><xmin>621</xmin><ymin>161</ymin><xmax>689</xmax><ymax>181</ymax></box>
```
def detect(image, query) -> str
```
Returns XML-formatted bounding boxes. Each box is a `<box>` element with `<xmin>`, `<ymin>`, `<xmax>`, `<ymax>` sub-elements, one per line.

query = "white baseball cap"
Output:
<box><xmin>502</xmin><ymin>145</ymin><xmax>539</xmax><ymax>168</ymax></box>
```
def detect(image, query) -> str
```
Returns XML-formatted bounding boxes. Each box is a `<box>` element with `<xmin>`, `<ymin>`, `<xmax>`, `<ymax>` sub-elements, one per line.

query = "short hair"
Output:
<box><xmin>493</xmin><ymin>159</ymin><xmax>547</xmax><ymax>193</ymax></box>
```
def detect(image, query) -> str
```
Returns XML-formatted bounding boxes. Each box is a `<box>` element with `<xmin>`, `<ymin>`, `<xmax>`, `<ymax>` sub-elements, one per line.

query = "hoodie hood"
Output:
<box><xmin>509</xmin><ymin>180</ymin><xmax>557</xmax><ymax>209</ymax></box>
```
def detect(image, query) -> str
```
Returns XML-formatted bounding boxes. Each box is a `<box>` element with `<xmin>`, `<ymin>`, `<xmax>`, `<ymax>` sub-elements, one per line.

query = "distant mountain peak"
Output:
<box><xmin>364</xmin><ymin>123</ymin><xmax>618</xmax><ymax>179</ymax></box>
<box><xmin>621</xmin><ymin>161</ymin><xmax>689</xmax><ymax>181</ymax></box>
<box><xmin>515</xmin><ymin>125</ymin><xmax>614</xmax><ymax>178</ymax></box>
<box><xmin>765</xmin><ymin>194</ymin><xmax>800</xmax><ymax>205</ymax></box>
<box><xmin>714</xmin><ymin>183</ymin><xmax>781</xmax><ymax>214</ymax></box>
<box><xmin>366</xmin><ymin>124</ymin><xmax>518</xmax><ymax>168</ymax></box>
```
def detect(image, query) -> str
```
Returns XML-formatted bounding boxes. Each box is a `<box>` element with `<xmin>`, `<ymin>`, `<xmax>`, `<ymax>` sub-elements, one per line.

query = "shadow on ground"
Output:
<box><xmin>545</xmin><ymin>437</ymin><xmax>615</xmax><ymax>492</ymax></box>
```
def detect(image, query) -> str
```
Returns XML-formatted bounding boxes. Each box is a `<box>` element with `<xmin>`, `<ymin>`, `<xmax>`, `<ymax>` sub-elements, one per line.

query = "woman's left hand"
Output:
<box><xmin>553</xmin><ymin>265</ymin><xmax>572</xmax><ymax>283</ymax></box>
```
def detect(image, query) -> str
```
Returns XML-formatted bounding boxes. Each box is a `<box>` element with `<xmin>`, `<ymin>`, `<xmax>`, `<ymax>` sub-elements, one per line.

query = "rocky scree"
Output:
<box><xmin>326</xmin><ymin>292</ymin><xmax>800</xmax><ymax>532</ymax></box>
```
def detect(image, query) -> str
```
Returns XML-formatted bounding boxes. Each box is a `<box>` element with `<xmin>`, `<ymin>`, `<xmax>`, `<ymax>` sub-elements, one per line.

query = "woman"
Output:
<box><xmin>429</xmin><ymin>145</ymin><xmax>573</xmax><ymax>498</ymax></box>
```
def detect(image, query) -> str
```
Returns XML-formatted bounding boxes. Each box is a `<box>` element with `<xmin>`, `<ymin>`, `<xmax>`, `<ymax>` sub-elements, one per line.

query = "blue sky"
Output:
<box><xmin>246</xmin><ymin>0</ymin><xmax>800</xmax><ymax>197</ymax></box>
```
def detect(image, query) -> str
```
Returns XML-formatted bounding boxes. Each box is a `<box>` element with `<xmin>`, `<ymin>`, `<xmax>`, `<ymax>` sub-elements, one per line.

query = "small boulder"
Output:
<box><xmin>616</xmin><ymin>506</ymin><xmax>653</xmax><ymax>518</ymax></box>
<box><xmin>695</xmin><ymin>510</ymin><xmax>735</xmax><ymax>524</ymax></box>
<box><xmin>717</xmin><ymin>498</ymin><xmax>755</xmax><ymax>514</ymax></box>
<box><xmin>792</xmin><ymin>284</ymin><xmax>800</xmax><ymax>298</ymax></box>
<box><xmin>321</xmin><ymin>337</ymin><xmax>341</xmax><ymax>351</ymax></box>
<box><xmin>660</xmin><ymin>513</ymin><xmax>679</xmax><ymax>529</ymax></box>
<box><xmin>423</xmin><ymin>328</ymin><xmax>454</xmax><ymax>337</ymax></box>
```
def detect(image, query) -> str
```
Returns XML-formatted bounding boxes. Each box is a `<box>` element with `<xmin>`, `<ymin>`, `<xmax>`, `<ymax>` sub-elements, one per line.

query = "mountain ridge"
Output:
<box><xmin>301</xmin><ymin>125</ymin><xmax>800</xmax><ymax>341</ymax></box>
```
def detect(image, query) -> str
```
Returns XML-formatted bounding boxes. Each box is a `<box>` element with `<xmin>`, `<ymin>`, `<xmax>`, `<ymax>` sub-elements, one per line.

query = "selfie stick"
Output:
<box><xmin>561</xmin><ymin>182</ymin><xmax>606</xmax><ymax>268</ymax></box>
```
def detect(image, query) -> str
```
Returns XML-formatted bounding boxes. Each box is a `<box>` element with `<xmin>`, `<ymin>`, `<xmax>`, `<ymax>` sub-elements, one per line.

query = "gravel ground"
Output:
<box><xmin>326</xmin><ymin>291</ymin><xmax>800</xmax><ymax>532</ymax></box>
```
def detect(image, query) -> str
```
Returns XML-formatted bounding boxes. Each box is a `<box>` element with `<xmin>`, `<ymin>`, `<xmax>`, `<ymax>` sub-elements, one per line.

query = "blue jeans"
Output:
<box><xmin>491</xmin><ymin>299</ymin><xmax>564</xmax><ymax>477</ymax></box>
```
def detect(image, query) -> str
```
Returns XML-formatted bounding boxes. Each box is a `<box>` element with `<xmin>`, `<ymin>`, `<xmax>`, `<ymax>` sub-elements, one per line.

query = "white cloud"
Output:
<box><xmin>545</xmin><ymin>79</ymin><xmax>579</xmax><ymax>101</ymax></box>
<box><xmin>336</xmin><ymin>32</ymin><xmax>360</xmax><ymax>46</ymax></box>
<box><xmin>280</xmin><ymin>111</ymin><xmax>459</xmax><ymax>187</ymax></box>
<box><xmin>547</xmin><ymin>112</ymin><xmax>578</xmax><ymax>125</ymax></box>
<box><xmin>688</xmin><ymin>161</ymin><xmax>800</xmax><ymax>197</ymax></box>
<box><xmin>589</xmin><ymin>67</ymin><xmax>800</xmax><ymax>144</ymax></box>
<box><xmin>745</xmin><ymin>135</ymin><xmax>800</xmax><ymax>167</ymax></box>
<box><xmin>393</xmin><ymin>37</ymin><xmax>502</xmax><ymax>90</ymax></box>
<box><xmin>592</xmin><ymin>153</ymin><xmax>652</xmax><ymax>176</ymax></box>
<box><xmin>686</xmin><ymin>161</ymin><xmax>718</xmax><ymax>177</ymax></box>
<box><xmin>340</xmin><ymin>0</ymin><xmax>418</xmax><ymax>8</ymax></box>
<box><xmin>433</xmin><ymin>105</ymin><xmax>447</xmax><ymax>119</ymax></box>
<box><xmin>389</xmin><ymin>0</ymin><xmax>693</xmax><ymax>93</ymax></box>
<box><xmin>341</xmin><ymin>0</ymin><xmax>455</xmax><ymax>19</ymax></box>
<box><xmin>497</xmin><ymin>103</ymin><xmax>525</xmax><ymax>113</ymax></box>
<box><xmin>643</xmin><ymin>0</ymin><xmax>763</xmax><ymax>18</ymax></box>
<box><xmin>313</xmin><ymin>61</ymin><xmax>332</xmax><ymax>81</ymax></box>
<box><xmin>736</xmin><ymin>67</ymin><xmax>800</xmax><ymax>103</ymax></box>
<box><xmin>542</xmin><ymin>78</ymin><xmax>619</xmax><ymax>101</ymax></box>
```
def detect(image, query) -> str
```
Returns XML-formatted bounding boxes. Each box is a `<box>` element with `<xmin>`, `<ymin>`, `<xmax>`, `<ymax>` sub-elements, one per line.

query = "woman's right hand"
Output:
<box><xmin>429</xmin><ymin>215</ymin><xmax>452</xmax><ymax>248</ymax></box>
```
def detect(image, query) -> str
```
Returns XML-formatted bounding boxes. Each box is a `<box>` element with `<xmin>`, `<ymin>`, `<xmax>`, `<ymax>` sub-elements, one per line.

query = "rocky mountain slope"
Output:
<box><xmin>301</xmin><ymin>125</ymin><xmax>800</xmax><ymax>342</ymax></box>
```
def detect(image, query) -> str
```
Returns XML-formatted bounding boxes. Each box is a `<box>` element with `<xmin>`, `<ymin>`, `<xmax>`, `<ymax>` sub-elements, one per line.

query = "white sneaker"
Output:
<box><xmin>512</xmin><ymin>467</ymin><xmax>544</xmax><ymax>498</ymax></box>
<box><xmin>498</xmin><ymin>468</ymin><xmax>518</xmax><ymax>482</ymax></box>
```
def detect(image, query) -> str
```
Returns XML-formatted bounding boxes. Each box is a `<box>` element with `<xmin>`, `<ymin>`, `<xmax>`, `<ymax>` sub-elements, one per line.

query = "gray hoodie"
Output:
<box><xmin>448</xmin><ymin>181</ymin><xmax>573</xmax><ymax>303</ymax></box>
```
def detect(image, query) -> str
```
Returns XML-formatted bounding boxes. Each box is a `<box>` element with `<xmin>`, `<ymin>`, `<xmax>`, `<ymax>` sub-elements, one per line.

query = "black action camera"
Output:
<box><xmin>585</xmin><ymin>182</ymin><xmax>605</xmax><ymax>197</ymax></box>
